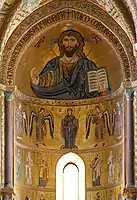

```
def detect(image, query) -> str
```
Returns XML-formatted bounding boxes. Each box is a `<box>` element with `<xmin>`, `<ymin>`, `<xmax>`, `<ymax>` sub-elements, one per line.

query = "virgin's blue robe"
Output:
<box><xmin>62</xmin><ymin>114</ymin><xmax>78</xmax><ymax>149</ymax></box>
<box><xmin>31</xmin><ymin>56</ymin><xmax>111</xmax><ymax>99</ymax></box>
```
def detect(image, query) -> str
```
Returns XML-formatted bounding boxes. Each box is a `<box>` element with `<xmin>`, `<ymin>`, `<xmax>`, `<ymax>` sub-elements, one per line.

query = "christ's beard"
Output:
<box><xmin>64</xmin><ymin>46</ymin><xmax>78</xmax><ymax>57</ymax></box>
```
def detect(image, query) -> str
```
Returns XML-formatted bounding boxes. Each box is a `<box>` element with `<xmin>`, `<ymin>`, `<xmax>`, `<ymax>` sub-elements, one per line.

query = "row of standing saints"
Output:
<box><xmin>16</xmin><ymin>149</ymin><xmax>122</xmax><ymax>187</ymax></box>
<box><xmin>15</xmin><ymin>102</ymin><xmax>123</xmax><ymax>149</ymax></box>
<box><xmin>24</xmin><ymin>192</ymin><xmax>122</xmax><ymax>200</ymax></box>
<box><xmin>23</xmin><ymin>191</ymin><xmax>122</xmax><ymax>200</ymax></box>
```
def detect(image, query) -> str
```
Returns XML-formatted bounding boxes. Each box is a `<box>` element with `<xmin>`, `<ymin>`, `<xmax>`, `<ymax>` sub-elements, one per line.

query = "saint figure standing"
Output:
<box><xmin>25</xmin><ymin>152</ymin><xmax>33</xmax><ymax>185</ymax></box>
<box><xmin>38</xmin><ymin>155</ymin><xmax>48</xmax><ymax>187</ymax></box>
<box><xmin>61</xmin><ymin>108</ymin><xmax>78</xmax><ymax>149</ymax></box>
<box><xmin>107</xmin><ymin>151</ymin><xmax>115</xmax><ymax>184</ymax></box>
<box><xmin>90</xmin><ymin>154</ymin><xmax>101</xmax><ymax>186</ymax></box>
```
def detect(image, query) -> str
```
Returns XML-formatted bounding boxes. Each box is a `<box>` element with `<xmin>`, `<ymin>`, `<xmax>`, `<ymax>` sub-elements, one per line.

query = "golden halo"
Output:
<box><xmin>49</xmin><ymin>27</ymin><xmax>95</xmax><ymax>57</ymax></box>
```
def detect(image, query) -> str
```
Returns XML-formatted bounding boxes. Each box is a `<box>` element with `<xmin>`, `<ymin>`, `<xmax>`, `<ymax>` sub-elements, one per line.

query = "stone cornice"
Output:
<box><xmin>14</xmin><ymin>84</ymin><xmax>124</xmax><ymax>106</ymax></box>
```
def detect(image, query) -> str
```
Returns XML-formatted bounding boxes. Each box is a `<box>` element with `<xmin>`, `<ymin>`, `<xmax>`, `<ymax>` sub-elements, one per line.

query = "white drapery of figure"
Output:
<box><xmin>107</xmin><ymin>151</ymin><xmax>115</xmax><ymax>184</ymax></box>
<box><xmin>25</xmin><ymin>152</ymin><xmax>33</xmax><ymax>185</ymax></box>
<box><xmin>91</xmin><ymin>154</ymin><xmax>101</xmax><ymax>186</ymax></box>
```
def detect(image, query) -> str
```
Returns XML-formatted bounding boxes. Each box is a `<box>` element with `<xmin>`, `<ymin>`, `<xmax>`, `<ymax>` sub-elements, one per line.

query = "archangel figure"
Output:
<box><xmin>29</xmin><ymin>107</ymin><xmax>54</xmax><ymax>147</ymax></box>
<box><xmin>61</xmin><ymin>108</ymin><xmax>78</xmax><ymax>149</ymax></box>
<box><xmin>86</xmin><ymin>106</ymin><xmax>111</xmax><ymax>147</ymax></box>
<box><xmin>90</xmin><ymin>154</ymin><xmax>101</xmax><ymax>186</ymax></box>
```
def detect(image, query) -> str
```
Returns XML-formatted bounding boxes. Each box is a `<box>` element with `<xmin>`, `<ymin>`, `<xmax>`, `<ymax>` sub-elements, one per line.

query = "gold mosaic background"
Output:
<box><xmin>0</xmin><ymin>0</ymin><xmax>137</xmax><ymax>199</ymax></box>
<box><xmin>14</xmin><ymin>94</ymin><xmax>124</xmax><ymax>199</ymax></box>
<box><xmin>15</xmin><ymin>21</ymin><xmax>123</xmax><ymax>97</ymax></box>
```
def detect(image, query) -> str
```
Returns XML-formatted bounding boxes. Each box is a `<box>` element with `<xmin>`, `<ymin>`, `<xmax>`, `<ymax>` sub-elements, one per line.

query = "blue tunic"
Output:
<box><xmin>31</xmin><ymin>56</ymin><xmax>110</xmax><ymax>99</ymax></box>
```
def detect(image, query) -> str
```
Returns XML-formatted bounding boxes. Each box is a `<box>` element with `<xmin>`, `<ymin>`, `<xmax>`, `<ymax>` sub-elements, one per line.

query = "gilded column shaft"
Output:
<box><xmin>125</xmin><ymin>89</ymin><xmax>134</xmax><ymax>187</ymax></box>
<box><xmin>4</xmin><ymin>92</ymin><xmax>13</xmax><ymax>188</ymax></box>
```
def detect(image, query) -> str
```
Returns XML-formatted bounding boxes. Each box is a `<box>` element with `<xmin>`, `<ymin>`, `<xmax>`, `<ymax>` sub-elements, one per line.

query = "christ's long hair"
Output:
<box><xmin>58</xmin><ymin>30</ymin><xmax>86</xmax><ymax>58</ymax></box>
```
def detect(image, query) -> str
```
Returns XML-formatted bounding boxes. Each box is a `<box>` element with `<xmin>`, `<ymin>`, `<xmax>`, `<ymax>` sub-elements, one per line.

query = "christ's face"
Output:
<box><xmin>62</xmin><ymin>35</ymin><xmax>79</xmax><ymax>57</ymax></box>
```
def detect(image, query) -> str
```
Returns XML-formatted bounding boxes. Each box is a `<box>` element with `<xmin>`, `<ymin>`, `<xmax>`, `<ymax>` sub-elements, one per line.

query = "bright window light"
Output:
<box><xmin>56</xmin><ymin>152</ymin><xmax>85</xmax><ymax>200</ymax></box>
<box><xmin>64</xmin><ymin>164</ymin><xmax>79</xmax><ymax>200</ymax></box>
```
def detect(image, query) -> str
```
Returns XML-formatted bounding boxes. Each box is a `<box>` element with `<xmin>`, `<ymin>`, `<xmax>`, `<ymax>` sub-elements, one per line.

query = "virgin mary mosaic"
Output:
<box><xmin>30</xmin><ymin>29</ymin><xmax>111</xmax><ymax>99</ymax></box>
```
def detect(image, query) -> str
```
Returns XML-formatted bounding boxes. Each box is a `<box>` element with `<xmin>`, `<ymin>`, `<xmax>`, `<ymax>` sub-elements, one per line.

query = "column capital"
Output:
<box><xmin>125</xmin><ymin>88</ymin><xmax>134</xmax><ymax>99</ymax></box>
<box><xmin>0</xmin><ymin>187</ymin><xmax>14</xmax><ymax>199</ymax></box>
<box><xmin>4</xmin><ymin>91</ymin><xmax>14</xmax><ymax>101</ymax></box>
<box><xmin>123</xmin><ymin>188</ymin><xmax>137</xmax><ymax>200</ymax></box>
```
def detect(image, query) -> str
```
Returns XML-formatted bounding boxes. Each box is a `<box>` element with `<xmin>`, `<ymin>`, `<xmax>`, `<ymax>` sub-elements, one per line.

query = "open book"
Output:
<box><xmin>87</xmin><ymin>68</ymin><xmax>109</xmax><ymax>93</ymax></box>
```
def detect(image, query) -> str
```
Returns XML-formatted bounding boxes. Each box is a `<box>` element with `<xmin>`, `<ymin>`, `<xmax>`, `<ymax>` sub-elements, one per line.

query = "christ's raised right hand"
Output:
<box><xmin>30</xmin><ymin>67</ymin><xmax>39</xmax><ymax>85</ymax></box>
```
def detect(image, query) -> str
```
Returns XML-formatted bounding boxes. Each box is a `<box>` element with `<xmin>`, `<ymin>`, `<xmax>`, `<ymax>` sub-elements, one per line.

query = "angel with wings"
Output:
<box><xmin>86</xmin><ymin>106</ymin><xmax>111</xmax><ymax>147</ymax></box>
<box><xmin>29</xmin><ymin>107</ymin><xmax>54</xmax><ymax>147</ymax></box>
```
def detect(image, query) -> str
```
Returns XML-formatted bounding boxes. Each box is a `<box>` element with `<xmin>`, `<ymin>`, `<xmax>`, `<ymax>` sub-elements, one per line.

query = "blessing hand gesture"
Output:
<box><xmin>30</xmin><ymin>67</ymin><xmax>39</xmax><ymax>85</ymax></box>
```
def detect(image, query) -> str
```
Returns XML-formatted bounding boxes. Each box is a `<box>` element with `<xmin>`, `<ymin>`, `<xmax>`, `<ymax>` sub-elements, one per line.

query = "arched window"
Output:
<box><xmin>64</xmin><ymin>163</ymin><xmax>79</xmax><ymax>200</ymax></box>
<box><xmin>56</xmin><ymin>153</ymin><xmax>85</xmax><ymax>200</ymax></box>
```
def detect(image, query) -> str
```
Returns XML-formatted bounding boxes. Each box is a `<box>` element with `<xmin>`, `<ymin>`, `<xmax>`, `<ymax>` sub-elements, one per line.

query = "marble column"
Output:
<box><xmin>1</xmin><ymin>91</ymin><xmax>14</xmax><ymax>200</ymax></box>
<box><xmin>0</xmin><ymin>90</ymin><xmax>5</xmax><ymax>186</ymax></box>
<box><xmin>125</xmin><ymin>88</ymin><xmax>134</xmax><ymax>188</ymax></box>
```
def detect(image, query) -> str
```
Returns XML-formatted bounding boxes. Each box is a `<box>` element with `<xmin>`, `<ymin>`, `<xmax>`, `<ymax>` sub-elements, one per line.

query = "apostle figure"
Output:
<box><xmin>112</xmin><ymin>102</ymin><xmax>123</xmax><ymax>139</ymax></box>
<box><xmin>15</xmin><ymin>104</ymin><xmax>28</xmax><ymax>136</ymax></box>
<box><xmin>39</xmin><ymin>193</ymin><xmax>45</xmax><ymax>200</ymax></box>
<box><xmin>108</xmin><ymin>151</ymin><xmax>115</xmax><ymax>184</ymax></box>
<box><xmin>118</xmin><ymin>193</ymin><xmax>122</xmax><ymax>200</ymax></box>
<box><xmin>118</xmin><ymin>151</ymin><xmax>122</xmax><ymax>182</ymax></box>
<box><xmin>90</xmin><ymin>154</ymin><xmax>101</xmax><ymax>186</ymax></box>
<box><xmin>15</xmin><ymin>104</ymin><xmax>23</xmax><ymax>136</ymax></box>
<box><xmin>110</xmin><ymin>194</ymin><xmax>115</xmax><ymax>200</ymax></box>
<box><xmin>25</xmin><ymin>152</ymin><xmax>33</xmax><ymax>185</ymax></box>
<box><xmin>61</xmin><ymin>108</ymin><xmax>78</xmax><ymax>149</ymax></box>
<box><xmin>16</xmin><ymin>149</ymin><xmax>21</xmax><ymax>181</ymax></box>
<box><xmin>16</xmin><ymin>192</ymin><xmax>20</xmax><ymax>200</ymax></box>
<box><xmin>38</xmin><ymin>155</ymin><xmax>48</xmax><ymax>187</ymax></box>
<box><xmin>25</xmin><ymin>195</ymin><xmax>31</xmax><ymax>200</ymax></box>
<box><xmin>30</xmin><ymin>29</ymin><xmax>111</xmax><ymax>99</ymax></box>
